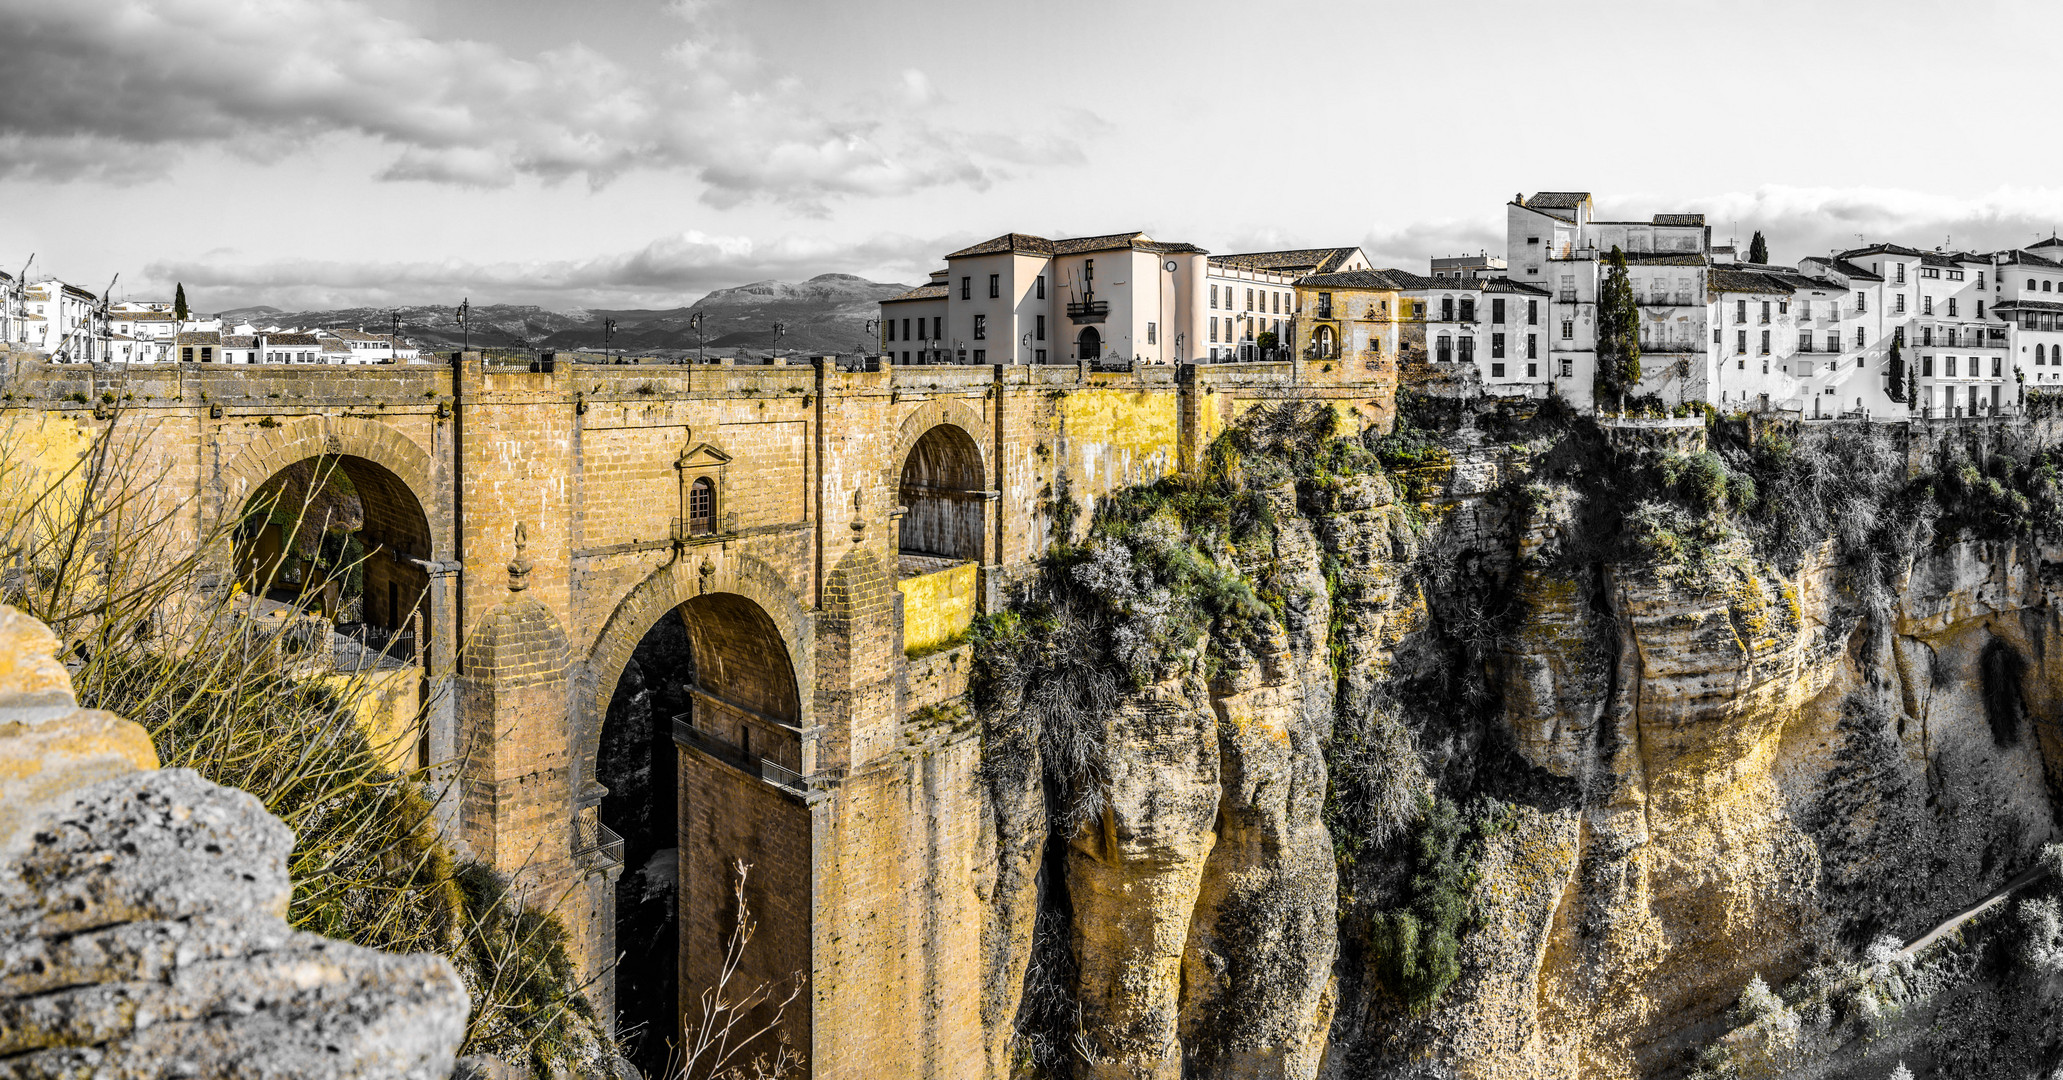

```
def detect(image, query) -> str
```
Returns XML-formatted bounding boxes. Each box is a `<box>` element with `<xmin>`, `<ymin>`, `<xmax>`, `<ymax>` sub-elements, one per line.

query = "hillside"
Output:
<box><xmin>221</xmin><ymin>273</ymin><xmax>910</xmax><ymax>358</ymax></box>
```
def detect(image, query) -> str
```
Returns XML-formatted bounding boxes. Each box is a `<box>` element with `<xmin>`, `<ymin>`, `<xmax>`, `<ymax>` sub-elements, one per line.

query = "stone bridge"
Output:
<box><xmin>0</xmin><ymin>351</ymin><xmax>1392</xmax><ymax>1077</ymax></box>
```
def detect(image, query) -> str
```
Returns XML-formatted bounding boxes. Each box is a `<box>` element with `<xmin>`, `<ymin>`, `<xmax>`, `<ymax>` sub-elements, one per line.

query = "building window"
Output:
<box><xmin>1856</xmin><ymin>294</ymin><xmax>1866</xmax><ymax>314</ymax></box>
<box><xmin>1923</xmin><ymin>296</ymin><xmax>1934</xmax><ymax>315</ymax></box>
<box><xmin>1210</xmin><ymin>318</ymin><xmax>1219</xmax><ymax>343</ymax></box>
<box><xmin>932</xmin><ymin>317</ymin><xmax>942</xmax><ymax>339</ymax></box>
<box><xmin>1826</xmin><ymin>333</ymin><xmax>1838</xmax><ymax>353</ymax></box>
<box><xmin>1527</xmin><ymin>299</ymin><xmax>1538</xmax><ymax>325</ymax></box>
<box><xmin>1210</xmin><ymin>285</ymin><xmax>1217</xmax><ymax>309</ymax></box>
<box><xmin>973</xmin><ymin>314</ymin><xmax>986</xmax><ymax>339</ymax></box>
<box><xmin>1736</xmin><ymin>299</ymin><xmax>1747</xmax><ymax>323</ymax></box>
<box><xmin>1895</xmin><ymin>294</ymin><xmax>1906</xmax><ymax>314</ymax></box>
<box><xmin>886</xmin><ymin>320</ymin><xmax>896</xmax><ymax>342</ymax></box>
<box><xmin>960</xmin><ymin>276</ymin><xmax>971</xmax><ymax>300</ymax></box>
<box><xmin>1492</xmin><ymin>332</ymin><xmax>1506</xmax><ymax>358</ymax></box>
<box><xmin>1246</xmin><ymin>288</ymin><xmax>1254</xmax><ymax>311</ymax></box>
<box><xmin>1895</xmin><ymin>264</ymin><xmax>1906</xmax><ymax>284</ymax></box>
<box><xmin>1492</xmin><ymin>298</ymin><xmax>1505</xmax><ymax>324</ymax></box>
<box><xmin>1436</xmin><ymin>336</ymin><xmax>1452</xmax><ymax>363</ymax></box>
<box><xmin>1736</xmin><ymin>330</ymin><xmax>1747</xmax><ymax>354</ymax></box>
<box><xmin>1977</xmin><ymin>301</ymin><xmax>1984</xmax><ymax>318</ymax></box>
<box><xmin>1561</xmin><ymin>319</ymin><xmax>1573</xmax><ymax>340</ymax></box>
<box><xmin>1856</xmin><ymin>327</ymin><xmax>1866</xmax><ymax>349</ymax></box>
<box><xmin>688</xmin><ymin>478</ymin><xmax>714</xmax><ymax>536</ymax></box>
<box><xmin>1923</xmin><ymin>356</ymin><xmax>1935</xmax><ymax>376</ymax></box>
<box><xmin>1994</xmin><ymin>356</ymin><xmax>2003</xmax><ymax>377</ymax></box>
<box><xmin>973</xmin><ymin>349</ymin><xmax>986</xmax><ymax>363</ymax></box>
<box><xmin>1527</xmin><ymin>362</ymin><xmax>1538</xmax><ymax>377</ymax></box>
<box><xmin>181</xmin><ymin>347</ymin><xmax>193</xmax><ymax>362</ymax></box>
<box><xmin>1560</xmin><ymin>360</ymin><xmax>1573</xmax><ymax>377</ymax></box>
<box><xmin>1491</xmin><ymin>362</ymin><xmax>1505</xmax><ymax>378</ymax></box>
<box><xmin>1458</xmin><ymin>337</ymin><xmax>1475</xmax><ymax>363</ymax></box>
<box><xmin>1948</xmin><ymin>298</ymin><xmax>1958</xmax><ymax>317</ymax></box>
<box><xmin>1760</xmin><ymin>330</ymin><xmax>1770</xmax><ymax>354</ymax></box>
<box><xmin>1036</xmin><ymin>315</ymin><xmax>1046</xmax><ymax>341</ymax></box>
<box><xmin>1526</xmin><ymin>333</ymin><xmax>1537</xmax><ymax>359</ymax></box>
<box><xmin>1147</xmin><ymin>322</ymin><xmax>1157</xmax><ymax>345</ymax></box>
<box><xmin>1760</xmin><ymin>301</ymin><xmax>1771</xmax><ymax>323</ymax></box>
<box><xmin>1084</xmin><ymin>259</ymin><xmax>1093</xmax><ymax>283</ymax></box>
<box><xmin>989</xmin><ymin>274</ymin><xmax>1000</xmax><ymax>299</ymax></box>
<box><xmin>1442</xmin><ymin>297</ymin><xmax>1455</xmax><ymax>321</ymax></box>
<box><xmin>1037</xmin><ymin>275</ymin><xmax>1046</xmax><ymax>300</ymax></box>
<box><xmin>1948</xmin><ymin>356</ymin><xmax>1959</xmax><ymax>377</ymax></box>
<box><xmin>1459</xmin><ymin>297</ymin><xmax>1475</xmax><ymax>322</ymax></box>
<box><xmin>1922</xmin><ymin>326</ymin><xmax>1933</xmax><ymax>346</ymax></box>
<box><xmin>1036</xmin><ymin>349</ymin><xmax>1046</xmax><ymax>363</ymax></box>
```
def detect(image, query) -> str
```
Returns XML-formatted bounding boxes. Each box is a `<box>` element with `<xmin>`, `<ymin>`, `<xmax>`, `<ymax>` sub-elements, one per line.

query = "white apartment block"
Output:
<box><xmin>1505</xmin><ymin>192</ymin><xmax>1711</xmax><ymax>410</ymax></box>
<box><xmin>1403</xmin><ymin>276</ymin><xmax>1553</xmax><ymax>395</ymax></box>
<box><xmin>1990</xmin><ymin>248</ymin><xmax>2063</xmax><ymax>390</ymax></box>
<box><xmin>24</xmin><ymin>280</ymin><xmax>100</xmax><ymax>360</ymax></box>
<box><xmin>1803</xmin><ymin>245</ymin><xmax>2007</xmax><ymax>418</ymax></box>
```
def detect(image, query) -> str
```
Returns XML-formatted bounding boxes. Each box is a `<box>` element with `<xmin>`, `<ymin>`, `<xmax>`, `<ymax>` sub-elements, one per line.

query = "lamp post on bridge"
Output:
<box><xmin>863</xmin><ymin>319</ymin><xmax>879</xmax><ymax>362</ymax></box>
<box><xmin>771</xmin><ymin>322</ymin><xmax>787</xmax><ymax>362</ymax></box>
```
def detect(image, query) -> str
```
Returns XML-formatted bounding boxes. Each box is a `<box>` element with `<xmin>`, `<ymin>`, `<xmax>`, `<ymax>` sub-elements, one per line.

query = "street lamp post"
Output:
<box><xmin>604</xmin><ymin>318</ymin><xmax>617</xmax><ymax>365</ymax></box>
<box><xmin>864</xmin><ymin>319</ymin><xmax>880</xmax><ymax>361</ymax></box>
<box><xmin>772</xmin><ymin>322</ymin><xmax>787</xmax><ymax>362</ymax></box>
<box><xmin>689</xmin><ymin>311</ymin><xmax>705</xmax><ymax>364</ymax></box>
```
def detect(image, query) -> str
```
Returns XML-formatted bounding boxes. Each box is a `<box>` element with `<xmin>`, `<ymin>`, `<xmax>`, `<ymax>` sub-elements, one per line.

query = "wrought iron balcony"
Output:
<box><xmin>574</xmin><ymin>820</ymin><xmax>624</xmax><ymax>874</ymax></box>
<box><xmin>1066</xmin><ymin>299</ymin><xmax>1109</xmax><ymax>323</ymax></box>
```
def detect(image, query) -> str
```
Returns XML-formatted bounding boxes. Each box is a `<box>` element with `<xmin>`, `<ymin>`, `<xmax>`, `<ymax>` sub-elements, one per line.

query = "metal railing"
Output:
<box><xmin>574</xmin><ymin>819</ymin><xmax>624</xmax><ymax>873</ymax></box>
<box><xmin>761</xmin><ymin>759</ymin><xmax>806</xmax><ymax>793</ymax></box>
<box><xmin>1065</xmin><ymin>300</ymin><xmax>1109</xmax><ymax>320</ymax></box>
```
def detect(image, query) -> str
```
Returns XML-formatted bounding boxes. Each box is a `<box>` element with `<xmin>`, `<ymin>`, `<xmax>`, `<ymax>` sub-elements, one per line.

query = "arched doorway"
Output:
<box><xmin>234</xmin><ymin>454</ymin><xmax>432</xmax><ymax>668</ymax></box>
<box><xmin>1312</xmin><ymin>325</ymin><xmax>1337</xmax><ymax>359</ymax></box>
<box><xmin>898</xmin><ymin>424</ymin><xmax>985</xmax><ymax>566</ymax></box>
<box><xmin>597</xmin><ymin>590</ymin><xmax>803</xmax><ymax>1076</ymax></box>
<box><xmin>1077</xmin><ymin>326</ymin><xmax>1102</xmax><ymax>361</ymax></box>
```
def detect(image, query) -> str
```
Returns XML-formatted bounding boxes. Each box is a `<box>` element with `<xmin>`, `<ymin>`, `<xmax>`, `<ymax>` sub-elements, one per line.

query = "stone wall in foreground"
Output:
<box><xmin>0</xmin><ymin>605</ymin><xmax>470</xmax><ymax>1079</ymax></box>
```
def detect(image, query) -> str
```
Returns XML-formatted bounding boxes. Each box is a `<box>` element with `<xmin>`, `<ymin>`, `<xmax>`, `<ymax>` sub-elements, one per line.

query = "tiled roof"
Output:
<box><xmin>1997</xmin><ymin>250</ymin><xmax>2063</xmax><ymax>269</ymax></box>
<box><xmin>127</xmin><ymin>312</ymin><xmax>176</xmax><ymax>321</ymax></box>
<box><xmin>1526</xmin><ymin>192</ymin><xmax>1590</xmax><ymax>208</ymax></box>
<box><xmin>883</xmin><ymin>284</ymin><xmax>948</xmax><ymax>303</ymax></box>
<box><xmin>943</xmin><ymin>230</ymin><xmax>1206</xmax><ymax>259</ymax></box>
<box><xmin>175</xmin><ymin>331</ymin><xmax>222</xmax><ymax>345</ymax></box>
<box><xmin>1211</xmin><ymin>247</ymin><xmax>1362</xmax><ymax>275</ymax></box>
<box><xmin>1296</xmin><ymin>268</ymin><xmax>1431</xmax><ymax>291</ymax></box>
<box><xmin>1652</xmin><ymin>214</ymin><xmax>1706</xmax><ymax>226</ymax></box>
<box><xmin>1837</xmin><ymin>242</ymin><xmax>1926</xmax><ymax>260</ymax></box>
<box><xmin>1806</xmin><ymin>257</ymin><xmax>1885</xmax><ymax>282</ymax></box>
<box><xmin>1709</xmin><ymin>268</ymin><xmax>1795</xmax><ymax>295</ymax></box>
<box><xmin>321</xmin><ymin>339</ymin><xmax>351</xmax><ymax>352</ymax></box>
<box><xmin>1994</xmin><ymin>299</ymin><xmax>2063</xmax><ymax>313</ymax></box>
<box><xmin>223</xmin><ymin>335</ymin><xmax>255</xmax><ymax>347</ymax></box>
<box><xmin>325</xmin><ymin>328</ymin><xmax>384</xmax><ymax>340</ymax></box>
<box><xmin>264</xmin><ymin>332</ymin><xmax>318</xmax><ymax>345</ymax></box>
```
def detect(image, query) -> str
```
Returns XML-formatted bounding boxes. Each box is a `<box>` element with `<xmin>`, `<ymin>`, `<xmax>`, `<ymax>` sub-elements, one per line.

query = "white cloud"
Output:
<box><xmin>0</xmin><ymin>0</ymin><xmax>1065</xmax><ymax>208</ymax></box>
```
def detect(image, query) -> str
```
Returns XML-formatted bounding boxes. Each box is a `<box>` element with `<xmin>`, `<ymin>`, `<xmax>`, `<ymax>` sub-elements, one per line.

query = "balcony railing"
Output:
<box><xmin>1557</xmin><ymin>290</ymin><xmax>1576</xmax><ymax>303</ymax></box>
<box><xmin>1065</xmin><ymin>299</ymin><xmax>1109</xmax><ymax>322</ymax></box>
<box><xmin>574</xmin><ymin>819</ymin><xmax>624</xmax><ymax>874</ymax></box>
<box><xmin>1639</xmin><ymin>293</ymin><xmax>1693</xmax><ymax>307</ymax></box>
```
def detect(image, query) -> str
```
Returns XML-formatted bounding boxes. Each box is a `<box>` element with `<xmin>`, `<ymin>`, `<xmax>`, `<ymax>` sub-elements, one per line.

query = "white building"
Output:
<box><xmin>881</xmin><ymin>231</ymin><xmax>1212</xmax><ymax>367</ymax></box>
<box><xmin>1804</xmin><ymin>245</ymin><xmax>2007</xmax><ymax>417</ymax></box>
<box><xmin>317</xmin><ymin>328</ymin><xmax>395</xmax><ymax>363</ymax></box>
<box><xmin>1401</xmin><ymin>275</ymin><xmax>1554</xmax><ymax>395</ymax></box>
<box><xmin>1989</xmin><ymin>248</ymin><xmax>2063</xmax><ymax>390</ymax></box>
<box><xmin>1430</xmin><ymin>252</ymin><xmax>1507</xmax><ymax>281</ymax></box>
<box><xmin>25</xmin><ymin>280</ymin><xmax>100</xmax><ymax>360</ymax></box>
<box><xmin>1505</xmin><ymin>192</ymin><xmax>1712</xmax><ymax>409</ymax></box>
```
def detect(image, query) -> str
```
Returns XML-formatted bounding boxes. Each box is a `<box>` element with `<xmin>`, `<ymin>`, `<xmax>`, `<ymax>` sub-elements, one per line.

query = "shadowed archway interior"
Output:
<box><xmin>597</xmin><ymin>590</ymin><xmax>801</xmax><ymax>1073</ymax></box>
<box><xmin>233</xmin><ymin>454</ymin><xmax>432</xmax><ymax>650</ymax></box>
<box><xmin>898</xmin><ymin>424</ymin><xmax>985</xmax><ymax>564</ymax></box>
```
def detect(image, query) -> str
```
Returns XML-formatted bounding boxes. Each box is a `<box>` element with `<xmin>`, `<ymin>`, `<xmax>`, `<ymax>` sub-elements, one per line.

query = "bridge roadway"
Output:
<box><xmin>0</xmin><ymin>349</ymin><xmax>1392</xmax><ymax>1078</ymax></box>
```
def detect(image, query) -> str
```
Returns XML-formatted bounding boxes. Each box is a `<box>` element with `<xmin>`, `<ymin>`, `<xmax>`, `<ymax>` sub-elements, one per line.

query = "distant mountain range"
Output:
<box><xmin>217</xmin><ymin>274</ymin><xmax>911</xmax><ymax>358</ymax></box>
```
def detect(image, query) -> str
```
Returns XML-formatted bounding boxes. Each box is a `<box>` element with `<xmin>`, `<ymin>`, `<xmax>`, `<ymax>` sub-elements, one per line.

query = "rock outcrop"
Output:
<box><xmin>0</xmin><ymin>605</ymin><xmax>469</xmax><ymax>1079</ymax></box>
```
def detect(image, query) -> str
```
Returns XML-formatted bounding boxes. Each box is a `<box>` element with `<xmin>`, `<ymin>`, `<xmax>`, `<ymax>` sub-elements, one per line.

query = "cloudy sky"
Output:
<box><xmin>8</xmin><ymin>0</ymin><xmax>2063</xmax><ymax>312</ymax></box>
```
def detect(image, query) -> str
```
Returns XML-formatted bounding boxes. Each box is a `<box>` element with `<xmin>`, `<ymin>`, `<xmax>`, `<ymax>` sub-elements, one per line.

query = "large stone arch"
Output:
<box><xmin>574</xmin><ymin>551</ymin><xmax>813</xmax><ymax>803</ymax></box>
<box><xmin>887</xmin><ymin>398</ymin><xmax>991</xmax><ymax>490</ymax></box>
<box><xmin>214</xmin><ymin>414</ymin><xmax>446</xmax><ymax>560</ymax></box>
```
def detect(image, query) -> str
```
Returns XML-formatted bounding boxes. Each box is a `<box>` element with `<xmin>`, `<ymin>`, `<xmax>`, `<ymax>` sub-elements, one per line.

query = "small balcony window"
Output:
<box><xmin>687</xmin><ymin>478</ymin><xmax>714</xmax><ymax>536</ymax></box>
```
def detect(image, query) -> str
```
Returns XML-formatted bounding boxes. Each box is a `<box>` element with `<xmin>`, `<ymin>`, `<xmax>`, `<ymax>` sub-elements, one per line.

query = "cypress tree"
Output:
<box><xmin>1748</xmin><ymin>231</ymin><xmax>1769</xmax><ymax>264</ymax></box>
<box><xmin>174</xmin><ymin>283</ymin><xmax>188</xmax><ymax>321</ymax></box>
<box><xmin>1888</xmin><ymin>329</ymin><xmax>1906</xmax><ymax>402</ymax></box>
<box><xmin>1593</xmin><ymin>246</ymin><xmax>1642</xmax><ymax>412</ymax></box>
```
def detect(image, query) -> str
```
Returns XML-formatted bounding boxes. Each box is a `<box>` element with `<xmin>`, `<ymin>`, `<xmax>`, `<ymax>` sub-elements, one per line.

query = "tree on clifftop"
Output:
<box><xmin>1594</xmin><ymin>246</ymin><xmax>1642</xmax><ymax>411</ymax></box>
<box><xmin>1749</xmin><ymin>231</ymin><xmax>1769</xmax><ymax>264</ymax></box>
<box><xmin>1888</xmin><ymin>328</ymin><xmax>1907</xmax><ymax>402</ymax></box>
<box><xmin>174</xmin><ymin>283</ymin><xmax>188</xmax><ymax>321</ymax></box>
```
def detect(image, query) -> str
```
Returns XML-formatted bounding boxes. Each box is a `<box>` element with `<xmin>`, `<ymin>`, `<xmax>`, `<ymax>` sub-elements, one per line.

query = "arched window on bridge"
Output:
<box><xmin>898</xmin><ymin>425</ymin><xmax>985</xmax><ymax>569</ymax></box>
<box><xmin>687</xmin><ymin>477</ymin><xmax>714</xmax><ymax>536</ymax></box>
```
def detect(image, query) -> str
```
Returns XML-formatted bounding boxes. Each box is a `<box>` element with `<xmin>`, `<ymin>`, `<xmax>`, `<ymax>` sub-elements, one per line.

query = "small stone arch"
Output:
<box><xmin>574</xmin><ymin>551</ymin><xmax>812</xmax><ymax>803</ymax></box>
<box><xmin>215</xmin><ymin>414</ymin><xmax>445</xmax><ymax>559</ymax></box>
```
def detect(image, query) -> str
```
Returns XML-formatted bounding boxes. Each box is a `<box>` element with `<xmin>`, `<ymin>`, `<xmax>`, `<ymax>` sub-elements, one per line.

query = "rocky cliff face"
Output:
<box><xmin>0</xmin><ymin>605</ymin><xmax>469</xmax><ymax>1079</ymax></box>
<box><xmin>974</xmin><ymin>404</ymin><xmax>2063</xmax><ymax>1080</ymax></box>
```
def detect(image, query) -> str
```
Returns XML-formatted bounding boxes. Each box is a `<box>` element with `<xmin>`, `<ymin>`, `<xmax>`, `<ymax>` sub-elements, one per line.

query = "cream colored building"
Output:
<box><xmin>881</xmin><ymin>231</ymin><xmax>1211</xmax><ymax>366</ymax></box>
<box><xmin>1204</xmin><ymin>248</ymin><xmax>1368</xmax><ymax>361</ymax></box>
